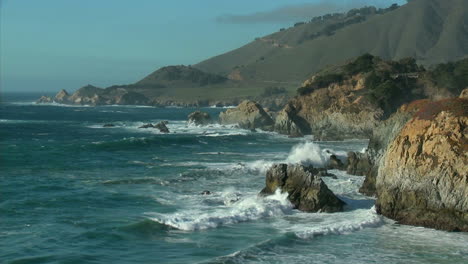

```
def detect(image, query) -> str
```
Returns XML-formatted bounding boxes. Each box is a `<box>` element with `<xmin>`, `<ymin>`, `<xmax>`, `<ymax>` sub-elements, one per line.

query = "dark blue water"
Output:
<box><xmin>1</xmin><ymin>93</ymin><xmax>467</xmax><ymax>264</ymax></box>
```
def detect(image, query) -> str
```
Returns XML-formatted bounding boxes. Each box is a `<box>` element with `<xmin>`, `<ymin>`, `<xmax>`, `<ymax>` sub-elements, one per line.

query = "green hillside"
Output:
<box><xmin>195</xmin><ymin>0</ymin><xmax>468</xmax><ymax>84</ymax></box>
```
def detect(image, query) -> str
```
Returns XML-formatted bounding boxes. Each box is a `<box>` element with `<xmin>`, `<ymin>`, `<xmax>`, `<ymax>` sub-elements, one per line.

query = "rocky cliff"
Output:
<box><xmin>359</xmin><ymin>99</ymin><xmax>431</xmax><ymax>196</ymax></box>
<box><xmin>375</xmin><ymin>98</ymin><xmax>468</xmax><ymax>231</ymax></box>
<box><xmin>274</xmin><ymin>55</ymin><xmax>467</xmax><ymax>140</ymax></box>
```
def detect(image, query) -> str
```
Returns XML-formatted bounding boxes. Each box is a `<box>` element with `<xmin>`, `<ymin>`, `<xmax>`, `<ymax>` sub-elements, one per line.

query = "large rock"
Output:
<box><xmin>376</xmin><ymin>98</ymin><xmax>468</xmax><ymax>231</ymax></box>
<box><xmin>188</xmin><ymin>111</ymin><xmax>212</xmax><ymax>126</ymax></box>
<box><xmin>219</xmin><ymin>100</ymin><xmax>274</xmax><ymax>130</ymax></box>
<box><xmin>54</xmin><ymin>89</ymin><xmax>70</xmax><ymax>103</ymax></box>
<box><xmin>36</xmin><ymin>96</ymin><xmax>53</xmax><ymax>104</ymax></box>
<box><xmin>261</xmin><ymin>164</ymin><xmax>345</xmax><ymax>213</ymax></box>
<box><xmin>274</xmin><ymin>103</ymin><xmax>309</xmax><ymax>137</ymax></box>
<box><xmin>155</xmin><ymin>121</ymin><xmax>169</xmax><ymax>133</ymax></box>
<box><xmin>346</xmin><ymin>152</ymin><xmax>371</xmax><ymax>176</ymax></box>
<box><xmin>281</xmin><ymin>74</ymin><xmax>384</xmax><ymax>140</ymax></box>
<box><xmin>359</xmin><ymin>99</ymin><xmax>430</xmax><ymax>196</ymax></box>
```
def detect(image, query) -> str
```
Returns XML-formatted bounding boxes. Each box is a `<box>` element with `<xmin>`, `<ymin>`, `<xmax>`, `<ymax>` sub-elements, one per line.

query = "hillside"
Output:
<box><xmin>196</xmin><ymin>0</ymin><xmax>468</xmax><ymax>84</ymax></box>
<box><xmin>38</xmin><ymin>0</ymin><xmax>468</xmax><ymax>107</ymax></box>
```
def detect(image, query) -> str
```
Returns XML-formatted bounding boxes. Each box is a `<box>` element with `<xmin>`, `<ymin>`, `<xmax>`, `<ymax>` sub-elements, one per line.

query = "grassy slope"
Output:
<box><xmin>195</xmin><ymin>0</ymin><xmax>467</xmax><ymax>83</ymax></box>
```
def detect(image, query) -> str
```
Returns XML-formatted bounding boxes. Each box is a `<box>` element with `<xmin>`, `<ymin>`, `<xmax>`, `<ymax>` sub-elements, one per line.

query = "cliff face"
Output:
<box><xmin>281</xmin><ymin>74</ymin><xmax>383</xmax><ymax>140</ymax></box>
<box><xmin>359</xmin><ymin>99</ymin><xmax>430</xmax><ymax>196</ymax></box>
<box><xmin>375</xmin><ymin>98</ymin><xmax>468</xmax><ymax>231</ymax></box>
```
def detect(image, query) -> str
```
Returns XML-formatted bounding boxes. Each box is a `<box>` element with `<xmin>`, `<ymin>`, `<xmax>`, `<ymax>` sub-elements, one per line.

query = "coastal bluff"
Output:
<box><xmin>376</xmin><ymin>98</ymin><xmax>468</xmax><ymax>231</ymax></box>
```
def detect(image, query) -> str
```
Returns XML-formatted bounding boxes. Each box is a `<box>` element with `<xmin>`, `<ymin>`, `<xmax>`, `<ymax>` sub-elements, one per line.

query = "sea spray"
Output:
<box><xmin>149</xmin><ymin>189</ymin><xmax>292</xmax><ymax>231</ymax></box>
<box><xmin>285</xmin><ymin>141</ymin><xmax>328</xmax><ymax>167</ymax></box>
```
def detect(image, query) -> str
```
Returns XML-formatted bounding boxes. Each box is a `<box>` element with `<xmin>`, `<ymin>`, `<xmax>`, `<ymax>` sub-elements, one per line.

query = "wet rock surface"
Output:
<box><xmin>261</xmin><ymin>164</ymin><xmax>345</xmax><ymax>213</ymax></box>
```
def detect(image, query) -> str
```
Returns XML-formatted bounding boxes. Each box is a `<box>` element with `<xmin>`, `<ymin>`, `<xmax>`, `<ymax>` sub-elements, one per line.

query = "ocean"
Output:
<box><xmin>1</xmin><ymin>93</ymin><xmax>467</xmax><ymax>264</ymax></box>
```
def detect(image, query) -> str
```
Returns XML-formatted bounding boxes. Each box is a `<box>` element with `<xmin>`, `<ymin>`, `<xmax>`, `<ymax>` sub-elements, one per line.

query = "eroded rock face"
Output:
<box><xmin>280</xmin><ymin>74</ymin><xmax>384</xmax><ymax>140</ymax></box>
<box><xmin>36</xmin><ymin>96</ymin><xmax>53</xmax><ymax>104</ymax></box>
<box><xmin>219</xmin><ymin>101</ymin><xmax>274</xmax><ymax>130</ymax></box>
<box><xmin>261</xmin><ymin>164</ymin><xmax>345</xmax><ymax>213</ymax></box>
<box><xmin>188</xmin><ymin>111</ymin><xmax>212</xmax><ymax>126</ymax></box>
<box><xmin>359</xmin><ymin>99</ymin><xmax>431</xmax><ymax>196</ymax></box>
<box><xmin>54</xmin><ymin>89</ymin><xmax>70</xmax><ymax>103</ymax></box>
<box><xmin>346</xmin><ymin>152</ymin><xmax>371</xmax><ymax>176</ymax></box>
<box><xmin>376</xmin><ymin>98</ymin><xmax>468</xmax><ymax>231</ymax></box>
<box><xmin>274</xmin><ymin>104</ymin><xmax>309</xmax><ymax>137</ymax></box>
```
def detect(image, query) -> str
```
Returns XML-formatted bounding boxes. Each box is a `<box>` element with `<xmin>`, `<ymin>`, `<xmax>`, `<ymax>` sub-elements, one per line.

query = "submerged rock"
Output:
<box><xmin>376</xmin><ymin>98</ymin><xmax>468</xmax><ymax>231</ymax></box>
<box><xmin>261</xmin><ymin>164</ymin><xmax>345</xmax><ymax>213</ymax></box>
<box><xmin>219</xmin><ymin>100</ymin><xmax>274</xmax><ymax>130</ymax></box>
<box><xmin>188</xmin><ymin>111</ymin><xmax>212</xmax><ymax>126</ymax></box>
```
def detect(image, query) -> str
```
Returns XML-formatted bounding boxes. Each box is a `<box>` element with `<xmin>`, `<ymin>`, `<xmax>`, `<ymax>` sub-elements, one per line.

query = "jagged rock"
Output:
<box><xmin>54</xmin><ymin>89</ymin><xmax>70</xmax><ymax>103</ymax></box>
<box><xmin>188</xmin><ymin>111</ymin><xmax>212</xmax><ymax>126</ymax></box>
<box><xmin>201</xmin><ymin>190</ymin><xmax>211</xmax><ymax>195</ymax></box>
<box><xmin>261</xmin><ymin>164</ymin><xmax>345</xmax><ymax>212</ymax></box>
<box><xmin>274</xmin><ymin>104</ymin><xmax>309</xmax><ymax>137</ymax></box>
<box><xmin>327</xmin><ymin>155</ymin><xmax>345</xmax><ymax>170</ymax></box>
<box><xmin>103</xmin><ymin>124</ymin><xmax>115</xmax><ymax>128</ymax></box>
<box><xmin>36</xmin><ymin>96</ymin><xmax>53</xmax><ymax>104</ymax></box>
<box><xmin>139</xmin><ymin>123</ymin><xmax>154</xmax><ymax>129</ymax></box>
<box><xmin>376</xmin><ymin>98</ymin><xmax>468</xmax><ymax>231</ymax></box>
<box><xmin>219</xmin><ymin>100</ymin><xmax>274</xmax><ymax>130</ymax></box>
<box><xmin>154</xmin><ymin>122</ymin><xmax>170</xmax><ymax>133</ymax></box>
<box><xmin>346</xmin><ymin>152</ymin><xmax>371</xmax><ymax>176</ymax></box>
<box><xmin>359</xmin><ymin>99</ymin><xmax>431</xmax><ymax>196</ymax></box>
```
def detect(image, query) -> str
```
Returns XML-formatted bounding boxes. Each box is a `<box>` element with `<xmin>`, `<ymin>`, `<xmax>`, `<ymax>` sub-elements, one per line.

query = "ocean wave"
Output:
<box><xmin>148</xmin><ymin>189</ymin><xmax>292</xmax><ymax>231</ymax></box>
<box><xmin>285</xmin><ymin>141</ymin><xmax>350</xmax><ymax>168</ymax></box>
<box><xmin>291</xmin><ymin>207</ymin><xmax>383</xmax><ymax>239</ymax></box>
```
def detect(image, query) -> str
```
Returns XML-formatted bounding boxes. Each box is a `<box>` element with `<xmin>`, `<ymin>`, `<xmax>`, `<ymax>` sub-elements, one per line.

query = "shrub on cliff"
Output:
<box><xmin>298</xmin><ymin>73</ymin><xmax>344</xmax><ymax>95</ymax></box>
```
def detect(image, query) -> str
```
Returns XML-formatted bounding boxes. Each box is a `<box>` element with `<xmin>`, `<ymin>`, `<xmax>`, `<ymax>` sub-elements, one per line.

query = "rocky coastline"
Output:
<box><xmin>39</xmin><ymin>55</ymin><xmax>468</xmax><ymax>232</ymax></box>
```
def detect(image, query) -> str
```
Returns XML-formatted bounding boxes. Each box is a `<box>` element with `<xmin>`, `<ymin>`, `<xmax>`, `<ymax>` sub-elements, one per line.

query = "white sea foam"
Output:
<box><xmin>149</xmin><ymin>189</ymin><xmax>292</xmax><ymax>231</ymax></box>
<box><xmin>294</xmin><ymin>207</ymin><xmax>382</xmax><ymax>239</ymax></box>
<box><xmin>285</xmin><ymin>141</ymin><xmax>329</xmax><ymax>167</ymax></box>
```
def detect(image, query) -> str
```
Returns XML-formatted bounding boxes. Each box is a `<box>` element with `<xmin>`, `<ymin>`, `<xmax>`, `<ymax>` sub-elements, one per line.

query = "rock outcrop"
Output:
<box><xmin>346</xmin><ymin>152</ymin><xmax>371</xmax><ymax>176</ymax></box>
<box><xmin>376</xmin><ymin>98</ymin><xmax>468</xmax><ymax>231</ymax></box>
<box><xmin>219</xmin><ymin>101</ymin><xmax>274</xmax><ymax>130</ymax></box>
<box><xmin>36</xmin><ymin>96</ymin><xmax>53</xmax><ymax>104</ymax></box>
<box><xmin>116</xmin><ymin>92</ymin><xmax>149</xmax><ymax>105</ymax></box>
<box><xmin>274</xmin><ymin>103</ymin><xmax>309</xmax><ymax>137</ymax></box>
<box><xmin>359</xmin><ymin>99</ymin><xmax>430</xmax><ymax>196</ymax></box>
<box><xmin>188</xmin><ymin>111</ymin><xmax>212</xmax><ymax>126</ymax></box>
<box><xmin>261</xmin><ymin>164</ymin><xmax>345</xmax><ymax>212</ymax></box>
<box><xmin>154</xmin><ymin>121</ymin><xmax>170</xmax><ymax>133</ymax></box>
<box><xmin>279</xmin><ymin>74</ymin><xmax>384</xmax><ymax>140</ymax></box>
<box><xmin>327</xmin><ymin>155</ymin><xmax>345</xmax><ymax>170</ymax></box>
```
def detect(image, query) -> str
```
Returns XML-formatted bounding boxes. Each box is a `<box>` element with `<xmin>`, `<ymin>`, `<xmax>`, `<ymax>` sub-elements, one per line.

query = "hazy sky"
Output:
<box><xmin>1</xmin><ymin>0</ymin><xmax>406</xmax><ymax>92</ymax></box>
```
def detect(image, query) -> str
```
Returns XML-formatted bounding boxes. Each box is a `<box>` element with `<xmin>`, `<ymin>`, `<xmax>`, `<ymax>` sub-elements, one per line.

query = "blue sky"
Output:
<box><xmin>1</xmin><ymin>0</ymin><xmax>406</xmax><ymax>92</ymax></box>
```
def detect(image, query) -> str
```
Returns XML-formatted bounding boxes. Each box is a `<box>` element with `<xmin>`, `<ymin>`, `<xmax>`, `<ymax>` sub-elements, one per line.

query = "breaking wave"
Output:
<box><xmin>149</xmin><ymin>190</ymin><xmax>293</xmax><ymax>231</ymax></box>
